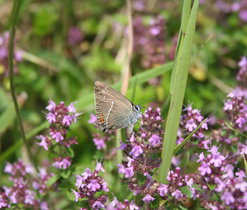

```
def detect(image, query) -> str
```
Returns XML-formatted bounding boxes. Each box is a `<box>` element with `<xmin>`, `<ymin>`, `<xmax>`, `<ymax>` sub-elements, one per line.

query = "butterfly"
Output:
<box><xmin>94</xmin><ymin>81</ymin><xmax>142</xmax><ymax>138</ymax></box>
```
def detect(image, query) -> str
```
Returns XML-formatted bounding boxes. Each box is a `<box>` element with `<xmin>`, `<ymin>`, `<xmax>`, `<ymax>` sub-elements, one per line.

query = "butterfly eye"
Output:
<box><xmin>134</xmin><ymin>105</ymin><xmax>141</xmax><ymax>111</ymax></box>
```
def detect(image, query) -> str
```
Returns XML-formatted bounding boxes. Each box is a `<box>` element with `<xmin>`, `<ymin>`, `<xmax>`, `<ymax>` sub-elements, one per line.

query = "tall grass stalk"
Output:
<box><xmin>158</xmin><ymin>0</ymin><xmax>199</xmax><ymax>183</ymax></box>
<box><xmin>8</xmin><ymin>0</ymin><xmax>39</xmax><ymax>172</ymax></box>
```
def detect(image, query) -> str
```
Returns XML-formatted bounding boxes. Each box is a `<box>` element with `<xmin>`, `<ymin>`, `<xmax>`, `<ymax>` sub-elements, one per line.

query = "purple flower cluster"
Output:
<box><xmin>133</xmin><ymin>15</ymin><xmax>166</xmax><ymax>69</ymax></box>
<box><xmin>0</xmin><ymin>31</ymin><xmax>22</xmax><ymax>81</ymax></box>
<box><xmin>180</xmin><ymin>105</ymin><xmax>208</xmax><ymax>139</ymax></box>
<box><xmin>0</xmin><ymin>160</ymin><xmax>52</xmax><ymax>209</ymax></box>
<box><xmin>237</xmin><ymin>56</ymin><xmax>247</xmax><ymax>86</ymax></box>
<box><xmin>196</xmin><ymin>144</ymin><xmax>247</xmax><ymax>209</ymax></box>
<box><xmin>88</xmin><ymin>114</ymin><xmax>116</xmax><ymax>151</ymax></box>
<box><xmin>73</xmin><ymin>162</ymin><xmax>139</xmax><ymax>209</ymax></box>
<box><xmin>224</xmin><ymin>90</ymin><xmax>247</xmax><ymax>131</ymax></box>
<box><xmin>72</xmin><ymin>163</ymin><xmax>109</xmax><ymax>209</ymax></box>
<box><xmin>37</xmin><ymin>100</ymin><xmax>80</xmax><ymax>169</ymax></box>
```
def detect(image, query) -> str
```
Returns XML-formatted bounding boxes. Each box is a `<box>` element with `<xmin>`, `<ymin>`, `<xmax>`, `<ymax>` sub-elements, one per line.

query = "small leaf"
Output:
<box><xmin>60</xmin><ymin>169</ymin><xmax>71</xmax><ymax>179</ymax></box>
<box><xmin>66</xmin><ymin>190</ymin><xmax>76</xmax><ymax>201</ymax></box>
<box><xmin>46</xmin><ymin>174</ymin><xmax>60</xmax><ymax>187</ymax></box>
<box><xmin>181</xmin><ymin>186</ymin><xmax>192</xmax><ymax>198</ymax></box>
<box><xmin>67</xmin><ymin>147</ymin><xmax>75</xmax><ymax>158</ymax></box>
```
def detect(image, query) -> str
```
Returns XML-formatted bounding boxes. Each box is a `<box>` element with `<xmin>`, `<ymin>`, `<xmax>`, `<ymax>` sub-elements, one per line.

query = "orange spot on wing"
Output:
<box><xmin>97</xmin><ymin>113</ymin><xmax>105</xmax><ymax>123</ymax></box>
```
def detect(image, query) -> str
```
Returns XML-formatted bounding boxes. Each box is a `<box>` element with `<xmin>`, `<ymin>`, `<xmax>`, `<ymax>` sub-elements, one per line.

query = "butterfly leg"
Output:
<box><xmin>125</xmin><ymin>125</ymin><xmax>135</xmax><ymax>139</ymax></box>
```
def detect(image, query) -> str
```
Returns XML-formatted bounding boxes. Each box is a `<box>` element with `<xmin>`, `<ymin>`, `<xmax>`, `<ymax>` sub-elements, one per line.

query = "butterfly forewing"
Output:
<box><xmin>94</xmin><ymin>81</ymin><xmax>133</xmax><ymax>130</ymax></box>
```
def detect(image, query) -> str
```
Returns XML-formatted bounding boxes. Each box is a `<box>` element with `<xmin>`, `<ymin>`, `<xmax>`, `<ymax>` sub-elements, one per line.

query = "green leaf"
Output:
<box><xmin>60</xmin><ymin>169</ymin><xmax>72</xmax><ymax>179</ymax></box>
<box><xmin>67</xmin><ymin>190</ymin><xmax>76</xmax><ymax>201</ymax></box>
<box><xmin>46</xmin><ymin>174</ymin><xmax>60</xmax><ymax>187</ymax></box>
<box><xmin>181</xmin><ymin>186</ymin><xmax>192</xmax><ymax>198</ymax></box>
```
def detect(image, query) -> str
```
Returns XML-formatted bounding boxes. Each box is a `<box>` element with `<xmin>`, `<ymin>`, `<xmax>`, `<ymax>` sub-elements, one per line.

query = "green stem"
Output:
<box><xmin>8</xmin><ymin>0</ymin><xmax>39</xmax><ymax>172</ymax></box>
<box><xmin>158</xmin><ymin>0</ymin><xmax>199</xmax><ymax>183</ymax></box>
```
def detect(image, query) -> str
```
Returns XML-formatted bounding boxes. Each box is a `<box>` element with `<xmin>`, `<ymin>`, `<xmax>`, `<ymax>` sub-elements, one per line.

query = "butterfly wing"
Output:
<box><xmin>94</xmin><ymin>81</ymin><xmax>133</xmax><ymax>131</ymax></box>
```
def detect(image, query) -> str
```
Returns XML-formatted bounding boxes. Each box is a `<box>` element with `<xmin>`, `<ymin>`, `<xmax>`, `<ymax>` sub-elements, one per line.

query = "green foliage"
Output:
<box><xmin>32</xmin><ymin>4</ymin><xmax>59</xmax><ymax>36</ymax></box>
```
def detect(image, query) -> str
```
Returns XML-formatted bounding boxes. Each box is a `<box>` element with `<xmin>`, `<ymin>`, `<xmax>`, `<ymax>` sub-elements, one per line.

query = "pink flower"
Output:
<box><xmin>158</xmin><ymin>184</ymin><xmax>168</xmax><ymax>196</ymax></box>
<box><xmin>198</xmin><ymin>162</ymin><xmax>212</xmax><ymax>176</ymax></box>
<box><xmin>46</xmin><ymin>100</ymin><xmax>56</xmax><ymax>111</ymax></box>
<box><xmin>36</xmin><ymin>135</ymin><xmax>50</xmax><ymax>150</ymax></box>
<box><xmin>124</xmin><ymin>167</ymin><xmax>134</xmax><ymax>178</ymax></box>
<box><xmin>92</xmin><ymin>201</ymin><xmax>105</xmax><ymax>209</ymax></box>
<box><xmin>62</xmin><ymin>115</ymin><xmax>73</xmax><ymax>126</ymax></box>
<box><xmin>214</xmin><ymin>177</ymin><xmax>226</xmax><ymax>192</ymax></box>
<box><xmin>87</xmin><ymin>179</ymin><xmax>100</xmax><ymax>191</ymax></box>
<box><xmin>82</xmin><ymin>168</ymin><xmax>92</xmax><ymax>180</ymax></box>
<box><xmin>76</xmin><ymin>175</ymin><xmax>84</xmax><ymax>188</ymax></box>
<box><xmin>142</xmin><ymin>194</ymin><xmax>155</xmax><ymax>203</ymax></box>
<box><xmin>88</xmin><ymin>114</ymin><xmax>97</xmax><ymax>124</ymax></box>
<box><xmin>67</xmin><ymin>102</ymin><xmax>76</xmax><ymax>113</ymax></box>
<box><xmin>197</xmin><ymin>152</ymin><xmax>205</xmax><ymax>163</ymax></box>
<box><xmin>148</xmin><ymin>134</ymin><xmax>161</xmax><ymax>146</ymax></box>
<box><xmin>53</xmin><ymin>157</ymin><xmax>71</xmax><ymax>169</ymax></box>
<box><xmin>118</xmin><ymin>164</ymin><xmax>126</xmax><ymax>174</ymax></box>
<box><xmin>93</xmin><ymin>138</ymin><xmax>106</xmax><ymax>150</ymax></box>
<box><xmin>129</xmin><ymin>145</ymin><xmax>143</xmax><ymax>159</ymax></box>
<box><xmin>50</xmin><ymin>131</ymin><xmax>64</xmax><ymax>142</ymax></box>
<box><xmin>4</xmin><ymin>163</ymin><xmax>12</xmax><ymax>174</ymax></box>
<box><xmin>95</xmin><ymin>162</ymin><xmax>105</xmax><ymax>173</ymax></box>
<box><xmin>185</xmin><ymin>119</ymin><xmax>197</xmax><ymax>132</ymax></box>
<box><xmin>171</xmin><ymin>190</ymin><xmax>183</xmax><ymax>199</ymax></box>
<box><xmin>221</xmin><ymin>191</ymin><xmax>235</xmax><ymax>205</ymax></box>
<box><xmin>24</xmin><ymin>190</ymin><xmax>35</xmax><ymax>205</ymax></box>
<box><xmin>209</xmin><ymin>146</ymin><xmax>225</xmax><ymax>167</ymax></box>
<box><xmin>71</xmin><ymin>189</ymin><xmax>80</xmax><ymax>202</ymax></box>
<box><xmin>46</xmin><ymin>112</ymin><xmax>56</xmax><ymax>123</ymax></box>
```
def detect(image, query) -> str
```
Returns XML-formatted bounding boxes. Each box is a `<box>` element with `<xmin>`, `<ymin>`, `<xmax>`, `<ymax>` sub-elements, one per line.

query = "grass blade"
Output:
<box><xmin>174</xmin><ymin>118</ymin><xmax>207</xmax><ymax>155</ymax></box>
<box><xmin>158</xmin><ymin>0</ymin><xmax>199</xmax><ymax>183</ymax></box>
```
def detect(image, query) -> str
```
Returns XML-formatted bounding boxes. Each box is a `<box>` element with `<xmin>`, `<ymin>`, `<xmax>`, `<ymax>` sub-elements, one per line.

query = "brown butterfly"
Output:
<box><xmin>94</xmin><ymin>81</ymin><xmax>142</xmax><ymax>138</ymax></box>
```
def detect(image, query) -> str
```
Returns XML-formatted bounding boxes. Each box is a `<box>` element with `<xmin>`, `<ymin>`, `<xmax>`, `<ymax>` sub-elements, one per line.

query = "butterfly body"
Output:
<box><xmin>94</xmin><ymin>81</ymin><xmax>142</xmax><ymax>136</ymax></box>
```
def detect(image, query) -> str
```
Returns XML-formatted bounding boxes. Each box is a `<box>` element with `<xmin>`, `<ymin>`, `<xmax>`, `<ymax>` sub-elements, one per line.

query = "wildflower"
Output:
<box><xmin>129</xmin><ymin>145</ymin><xmax>143</xmax><ymax>159</ymax></box>
<box><xmin>37</xmin><ymin>100</ymin><xmax>79</xmax><ymax>169</ymax></box>
<box><xmin>88</xmin><ymin>114</ymin><xmax>97</xmax><ymax>124</ymax></box>
<box><xmin>171</xmin><ymin>190</ymin><xmax>183</xmax><ymax>199</ymax></box>
<box><xmin>158</xmin><ymin>184</ymin><xmax>168</xmax><ymax>196</ymax></box>
<box><xmin>148</xmin><ymin>134</ymin><xmax>161</xmax><ymax>146</ymax></box>
<box><xmin>2</xmin><ymin>160</ymin><xmax>52</xmax><ymax>209</ymax></box>
<box><xmin>198</xmin><ymin>162</ymin><xmax>211</xmax><ymax>176</ymax></box>
<box><xmin>52</xmin><ymin>157</ymin><xmax>71</xmax><ymax>169</ymax></box>
<box><xmin>72</xmin><ymin>162</ymin><xmax>109</xmax><ymax>208</ymax></box>
<box><xmin>142</xmin><ymin>194</ymin><xmax>155</xmax><ymax>203</ymax></box>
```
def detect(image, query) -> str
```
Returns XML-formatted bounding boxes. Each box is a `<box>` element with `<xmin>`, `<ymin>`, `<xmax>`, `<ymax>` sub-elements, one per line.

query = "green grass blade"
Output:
<box><xmin>158</xmin><ymin>0</ymin><xmax>199</xmax><ymax>183</ymax></box>
<box><xmin>174</xmin><ymin>118</ymin><xmax>207</xmax><ymax>155</ymax></box>
<box><xmin>171</xmin><ymin>0</ymin><xmax>192</xmax><ymax>94</ymax></box>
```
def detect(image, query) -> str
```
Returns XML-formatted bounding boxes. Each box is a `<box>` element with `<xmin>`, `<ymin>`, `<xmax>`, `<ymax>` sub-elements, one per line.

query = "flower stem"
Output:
<box><xmin>8</xmin><ymin>0</ymin><xmax>39</xmax><ymax>172</ymax></box>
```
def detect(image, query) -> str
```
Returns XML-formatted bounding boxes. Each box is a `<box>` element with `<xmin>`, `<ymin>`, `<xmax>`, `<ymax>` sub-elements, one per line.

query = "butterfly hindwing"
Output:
<box><xmin>94</xmin><ymin>81</ymin><xmax>133</xmax><ymax>130</ymax></box>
